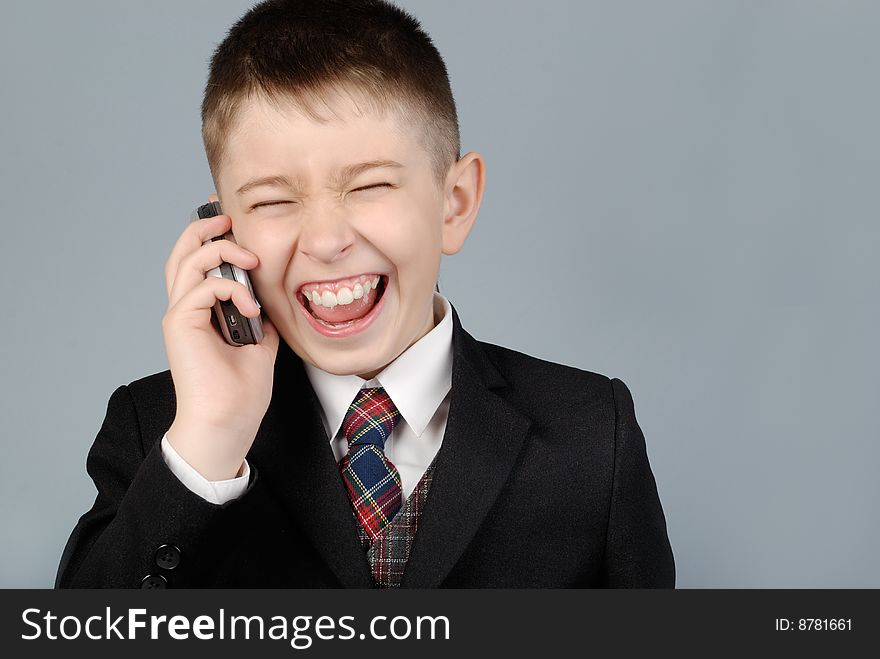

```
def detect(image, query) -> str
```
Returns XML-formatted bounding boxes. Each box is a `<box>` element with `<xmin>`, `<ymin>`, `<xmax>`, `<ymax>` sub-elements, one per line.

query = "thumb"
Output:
<box><xmin>258</xmin><ymin>315</ymin><xmax>281</xmax><ymax>356</ymax></box>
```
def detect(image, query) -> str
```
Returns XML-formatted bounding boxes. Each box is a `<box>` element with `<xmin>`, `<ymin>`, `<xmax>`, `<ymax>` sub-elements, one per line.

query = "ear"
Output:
<box><xmin>441</xmin><ymin>151</ymin><xmax>486</xmax><ymax>255</ymax></box>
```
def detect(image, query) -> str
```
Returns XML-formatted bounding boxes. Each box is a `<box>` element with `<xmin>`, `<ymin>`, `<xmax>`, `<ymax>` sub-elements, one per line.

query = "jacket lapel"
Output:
<box><xmin>248</xmin><ymin>340</ymin><xmax>374</xmax><ymax>588</ymax></box>
<box><xmin>248</xmin><ymin>303</ymin><xmax>532</xmax><ymax>589</ymax></box>
<box><xmin>401</xmin><ymin>305</ymin><xmax>532</xmax><ymax>587</ymax></box>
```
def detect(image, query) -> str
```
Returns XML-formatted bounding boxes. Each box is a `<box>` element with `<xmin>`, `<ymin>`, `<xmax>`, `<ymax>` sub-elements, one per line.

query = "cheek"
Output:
<box><xmin>361</xmin><ymin>201</ymin><xmax>442</xmax><ymax>266</ymax></box>
<box><xmin>387</xmin><ymin>240</ymin><xmax>441</xmax><ymax>297</ymax></box>
<box><xmin>236</xmin><ymin>226</ymin><xmax>295</xmax><ymax>291</ymax></box>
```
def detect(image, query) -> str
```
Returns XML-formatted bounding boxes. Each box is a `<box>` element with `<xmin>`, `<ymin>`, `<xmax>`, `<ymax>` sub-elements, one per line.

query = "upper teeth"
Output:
<box><xmin>303</xmin><ymin>275</ymin><xmax>381</xmax><ymax>309</ymax></box>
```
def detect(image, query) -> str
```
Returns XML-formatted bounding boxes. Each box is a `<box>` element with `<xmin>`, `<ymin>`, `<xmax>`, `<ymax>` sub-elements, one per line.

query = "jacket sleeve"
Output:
<box><xmin>600</xmin><ymin>377</ymin><xmax>676</xmax><ymax>588</ymax></box>
<box><xmin>55</xmin><ymin>384</ymin><xmax>254</xmax><ymax>588</ymax></box>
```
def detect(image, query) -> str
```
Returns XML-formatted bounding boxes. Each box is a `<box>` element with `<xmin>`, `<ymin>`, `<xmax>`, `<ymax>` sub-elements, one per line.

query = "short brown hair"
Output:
<box><xmin>201</xmin><ymin>0</ymin><xmax>461</xmax><ymax>190</ymax></box>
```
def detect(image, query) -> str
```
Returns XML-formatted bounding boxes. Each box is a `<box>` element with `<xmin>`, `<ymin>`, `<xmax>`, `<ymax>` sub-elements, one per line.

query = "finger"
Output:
<box><xmin>167</xmin><ymin>277</ymin><xmax>261</xmax><ymax>327</ymax></box>
<box><xmin>257</xmin><ymin>315</ymin><xmax>280</xmax><ymax>354</ymax></box>
<box><xmin>208</xmin><ymin>193</ymin><xmax>219</xmax><ymax>203</ymax></box>
<box><xmin>168</xmin><ymin>240</ymin><xmax>259</xmax><ymax>309</ymax></box>
<box><xmin>164</xmin><ymin>213</ymin><xmax>233</xmax><ymax>299</ymax></box>
<box><xmin>165</xmin><ymin>212</ymin><xmax>231</xmax><ymax>298</ymax></box>
<box><xmin>165</xmin><ymin>213</ymin><xmax>239</xmax><ymax>300</ymax></box>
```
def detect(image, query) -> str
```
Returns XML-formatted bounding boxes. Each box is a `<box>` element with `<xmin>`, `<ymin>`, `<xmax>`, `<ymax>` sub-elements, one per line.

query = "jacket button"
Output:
<box><xmin>154</xmin><ymin>544</ymin><xmax>181</xmax><ymax>570</ymax></box>
<box><xmin>141</xmin><ymin>574</ymin><xmax>167</xmax><ymax>589</ymax></box>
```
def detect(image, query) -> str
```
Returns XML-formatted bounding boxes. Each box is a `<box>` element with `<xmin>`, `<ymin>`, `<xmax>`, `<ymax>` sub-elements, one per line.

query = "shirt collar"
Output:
<box><xmin>304</xmin><ymin>292</ymin><xmax>453</xmax><ymax>441</ymax></box>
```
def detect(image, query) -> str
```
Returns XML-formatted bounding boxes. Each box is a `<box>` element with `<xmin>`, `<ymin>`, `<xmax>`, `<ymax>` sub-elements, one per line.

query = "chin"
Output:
<box><xmin>310</xmin><ymin>352</ymin><xmax>387</xmax><ymax>378</ymax></box>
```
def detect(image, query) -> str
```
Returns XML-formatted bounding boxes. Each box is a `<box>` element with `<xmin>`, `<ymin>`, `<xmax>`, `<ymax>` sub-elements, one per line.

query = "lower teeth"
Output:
<box><xmin>315</xmin><ymin>317</ymin><xmax>356</xmax><ymax>328</ymax></box>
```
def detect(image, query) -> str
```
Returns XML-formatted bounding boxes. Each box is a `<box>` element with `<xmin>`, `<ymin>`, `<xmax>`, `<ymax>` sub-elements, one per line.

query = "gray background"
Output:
<box><xmin>2</xmin><ymin>0</ymin><xmax>877</xmax><ymax>588</ymax></box>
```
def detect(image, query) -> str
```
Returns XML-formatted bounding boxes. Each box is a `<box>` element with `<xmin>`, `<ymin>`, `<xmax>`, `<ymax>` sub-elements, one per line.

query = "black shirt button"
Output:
<box><xmin>141</xmin><ymin>574</ymin><xmax>168</xmax><ymax>589</ymax></box>
<box><xmin>154</xmin><ymin>544</ymin><xmax>181</xmax><ymax>570</ymax></box>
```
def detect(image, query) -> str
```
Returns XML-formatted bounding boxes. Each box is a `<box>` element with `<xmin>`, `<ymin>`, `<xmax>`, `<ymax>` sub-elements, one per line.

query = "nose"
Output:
<box><xmin>297</xmin><ymin>206</ymin><xmax>356</xmax><ymax>264</ymax></box>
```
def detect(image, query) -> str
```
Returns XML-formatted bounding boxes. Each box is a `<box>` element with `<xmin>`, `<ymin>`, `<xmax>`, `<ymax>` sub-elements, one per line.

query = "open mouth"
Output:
<box><xmin>298</xmin><ymin>274</ymin><xmax>388</xmax><ymax>330</ymax></box>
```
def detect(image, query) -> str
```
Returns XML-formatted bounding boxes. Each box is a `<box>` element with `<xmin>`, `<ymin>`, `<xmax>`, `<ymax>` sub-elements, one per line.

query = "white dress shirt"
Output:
<box><xmin>161</xmin><ymin>292</ymin><xmax>453</xmax><ymax>505</ymax></box>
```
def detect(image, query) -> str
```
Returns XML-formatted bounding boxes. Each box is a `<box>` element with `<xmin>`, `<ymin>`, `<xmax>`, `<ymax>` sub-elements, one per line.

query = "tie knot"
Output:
<box><xmin>342</xmin><ymin>387</ymin><xmax>400</xmax><ymax>450</ymax></box>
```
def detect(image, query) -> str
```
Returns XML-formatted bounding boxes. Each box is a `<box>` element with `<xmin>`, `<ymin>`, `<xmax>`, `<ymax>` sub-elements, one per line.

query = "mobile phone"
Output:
<box><xmin>190</xmin><ymin>201</ymin><xmax>264</xmax><ymax>346</ymax></box>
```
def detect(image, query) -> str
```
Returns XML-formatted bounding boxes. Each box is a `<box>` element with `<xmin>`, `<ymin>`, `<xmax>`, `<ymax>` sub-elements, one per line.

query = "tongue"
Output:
<box><xmin>308</xmin><ymin>284</ymin><xmax>380</xmax><ymax>324</ymax></box>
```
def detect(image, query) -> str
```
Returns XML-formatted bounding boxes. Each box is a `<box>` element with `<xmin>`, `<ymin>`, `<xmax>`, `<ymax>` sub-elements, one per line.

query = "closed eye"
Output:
<box><xmin>252</xmin><ymin>200</ymin><xmax>290</xmax><ymax>210</ymax></box>
<box><xmin>353</xmin><ymin>183</ymin><xmax>394</xmax><ymax>192</ymax></box>
<box><xmin>251</xmin><ymin>183</ymin><xmax>394</xmax><ymax>210</ymax></box>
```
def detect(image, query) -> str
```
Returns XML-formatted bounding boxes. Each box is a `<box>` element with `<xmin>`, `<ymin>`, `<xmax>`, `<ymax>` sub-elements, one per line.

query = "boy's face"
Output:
<box><xmin>215</xmin><ymin>94</ymin><xmax>475</xmax><ymax>379</ymax></box>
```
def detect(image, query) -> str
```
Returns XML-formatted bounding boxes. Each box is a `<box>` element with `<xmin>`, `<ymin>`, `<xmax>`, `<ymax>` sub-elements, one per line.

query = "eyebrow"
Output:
<box><xmin>235</xmin><ymin>159</ymin><xmax>404</xmax><ymax>197</ymax></box>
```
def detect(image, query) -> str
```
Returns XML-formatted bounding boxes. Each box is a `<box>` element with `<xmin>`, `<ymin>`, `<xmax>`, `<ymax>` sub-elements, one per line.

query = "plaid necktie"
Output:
<box><xmin>338</xmin><ymin>387</ymin><xmax>403</xmax><ymax>542</ymax></box>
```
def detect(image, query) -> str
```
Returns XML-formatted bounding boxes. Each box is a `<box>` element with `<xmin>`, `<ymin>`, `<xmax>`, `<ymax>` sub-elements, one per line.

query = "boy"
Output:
<box><xmin>57</xmin><ymin>0</ymin><xmax>674</xmax><ymax>588</ymax></box>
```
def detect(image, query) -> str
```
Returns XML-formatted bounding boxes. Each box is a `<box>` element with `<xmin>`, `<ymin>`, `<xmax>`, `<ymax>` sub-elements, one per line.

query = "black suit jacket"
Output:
<box><xmin>56</xmin><ymin>304</ymin><xmax>674</xmax><ymax>588</ymax></box>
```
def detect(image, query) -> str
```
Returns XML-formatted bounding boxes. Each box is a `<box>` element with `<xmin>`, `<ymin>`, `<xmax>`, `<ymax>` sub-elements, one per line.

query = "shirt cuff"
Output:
<box><xmin>160</xmin><ymin>433</ymin><xmax>250</xmax><ymax>505</ymax></box>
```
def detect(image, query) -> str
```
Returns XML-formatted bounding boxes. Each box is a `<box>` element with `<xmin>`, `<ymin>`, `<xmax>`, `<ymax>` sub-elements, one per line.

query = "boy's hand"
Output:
<box><xmin>161</xmin><ymin>196</ymin><xmax>280</xmax><ymax>481</ymax></box>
